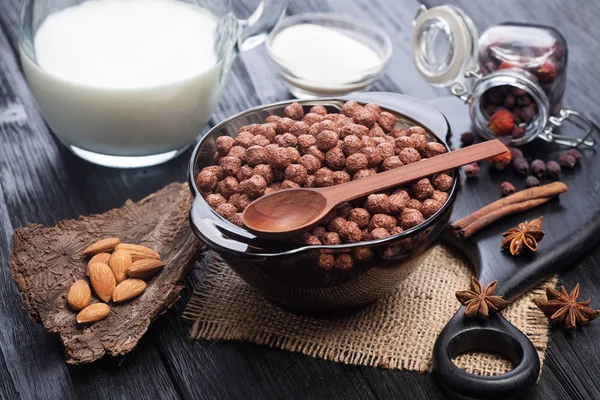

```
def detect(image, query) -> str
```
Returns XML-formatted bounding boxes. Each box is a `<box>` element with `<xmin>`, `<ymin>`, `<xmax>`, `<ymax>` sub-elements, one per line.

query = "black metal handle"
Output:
<box><xmin>432</xmin><ymin>309</ymin><xmax>540</xmax><ymax>398</ymax></box>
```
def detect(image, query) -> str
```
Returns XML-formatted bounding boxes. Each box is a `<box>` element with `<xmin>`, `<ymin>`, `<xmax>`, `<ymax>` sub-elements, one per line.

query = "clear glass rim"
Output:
<box><xmin>265</xmin><ymin>12</ymin><xmax>393</xmax><ymax>83</ymax></box>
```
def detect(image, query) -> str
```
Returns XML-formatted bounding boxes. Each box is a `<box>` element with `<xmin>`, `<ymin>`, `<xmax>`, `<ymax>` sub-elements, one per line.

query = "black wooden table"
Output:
<box><xmin>1</xmin><ymin>0</ymin><xmax>600</xmax><ymax>399</ymax></box>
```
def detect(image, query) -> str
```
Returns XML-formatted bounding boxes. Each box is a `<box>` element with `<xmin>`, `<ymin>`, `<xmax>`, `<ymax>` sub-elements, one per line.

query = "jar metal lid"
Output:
<box><xmin>411</xmin><ymin>5</ymin><xmax>478</xmax><ymax>88</ymax></box>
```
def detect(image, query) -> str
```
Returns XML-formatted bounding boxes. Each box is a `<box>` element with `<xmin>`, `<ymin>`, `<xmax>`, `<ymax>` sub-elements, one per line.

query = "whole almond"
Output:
<box><xmin>113</xmin><ymin>279</ymin><xmax>147</xmax><ymax>303</ymax></box>
<box><xmin>83</xmin><ymin>238</ymin><xmax>120</xmax><ymax>256</ymax></box>
<box><xmin>89</xmin><ymin>252</ymin><xmax>111</xmax><ymax>266</ymax></box>
<box><xmin>126</xmin><ymin>259</ymin><xmax>164</xmax><ymax>278</ymax></box>
<box><xmin>109</xmin><ymin>249</ymin><xmax>132</xmax><ymax>284</ymax></box>
<box><xmin>115</xmin><ymin>243</ymin><xmax>160</xmax><ymax>261</ymax></box>
<box><xmin>67</xmin><ymin>280</ymin><xmax>91</xmax><ymax>311</ymax></box>
<box><xmin>76</xmin><ymin>303</ymin><xmax>110</xmax><ymax>324</ymax></box>
<box><xmin>88</xmin><ymin>262</ymin><xmax>116</xmax><ymax>302</ymax></box>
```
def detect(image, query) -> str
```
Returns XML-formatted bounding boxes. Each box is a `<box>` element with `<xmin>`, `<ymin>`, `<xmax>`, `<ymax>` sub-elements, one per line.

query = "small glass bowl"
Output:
<box><xmin>266</xmin><ymin>13</ymin><xmax>393</xmax><ymax>99</ymax></box>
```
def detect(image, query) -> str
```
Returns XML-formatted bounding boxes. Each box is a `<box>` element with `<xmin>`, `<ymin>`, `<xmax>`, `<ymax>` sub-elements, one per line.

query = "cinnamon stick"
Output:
<box><xmin>452</xmin><ymin>182</ymin><xmax>568</xmax><ymax>231</ymax></box>
<box><xmin>455</xmin><ymin>197</ymin><xmax>552</xmax><ymax>239</ymax></box>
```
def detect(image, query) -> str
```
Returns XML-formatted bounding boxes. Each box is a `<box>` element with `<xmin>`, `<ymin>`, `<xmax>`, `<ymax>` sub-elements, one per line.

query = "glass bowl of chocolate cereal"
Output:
<box><xmin>189</xmin><ymin>94</ymin><xmax>457</xmax><ymax>313</ymax></box>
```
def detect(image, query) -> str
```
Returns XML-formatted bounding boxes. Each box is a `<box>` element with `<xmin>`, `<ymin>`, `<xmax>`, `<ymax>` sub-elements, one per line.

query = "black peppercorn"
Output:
<box><xmin>546</xmin><ymin>160</ymin><xmax>561</xmax><ymax>179</ymax></box>
<box><xmin>512</xmin><ymin>157</ymin><xmax>529</xmax><ymax>175</ymax></box>
<box><xmin>530</xmin><ymin>159</ymin><xmax>546</xmax><ymax>178</ymax></box>
<box><xmin>501</xmin><ymin>181</ymin><xmax>515</xmax><ymax>196</ymax></box>
<box><xmin>463</xmin><ymin>162</ymin><xmax>480</xmax><ymax>178</ymax></box>
<box><xmin>525</xmin><ymin>176</ymin><xmax>541</xmax><ymax>188</ymax></box>
<box><xmin>460</xmin><ymin>132</ymin><xmax>476</xmax><ymax>147</ymax></box>
<box><xmin>559</xmin><ymin>154</ymin><xmax>577</xmax><ymax>168</ymax></box>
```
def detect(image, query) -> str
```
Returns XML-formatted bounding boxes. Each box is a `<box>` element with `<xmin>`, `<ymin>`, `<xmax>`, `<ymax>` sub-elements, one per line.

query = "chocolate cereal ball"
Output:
<box><xmin>216</xmin><ymin>136</ymin><xmax>234</xmax><ymax>155</ymax></box>
<box><xmin>316</xmin><ymin>130</ymin><xmax>339</xmax><ymax>151</ymax></box>
<box><xmin>276</xmin><ymin>133</ymin><xmax>298</xmax><ymax>148</ymax></box>
<box><xmin>394</xmin><ymin>136</ymin><xmax>414</xmax><ymax>153</ymax></box>
<box><xmin>253</xmin><ymin>164</ymin><xmax>274</xmax><ymax>185</ymax></box>
<box><xmin>310</xmin><ymin>120</ymin><xmax>337</xmax><ymax>136</ymax></box>
<box><xmin>196</xmin><ymin>170</ymin><xmax>218</xmax><ymax>192</ymax></box>
<box><xmin>424</xmin><ymin>142</ymin><xmax>447</xmax><ymax>158</ymax></box>
<box><xmin>264</xmin><ymin>115</ymin><xmax>280</xmax><ymax>124</ymax></box>
<box><xmin>406</xmin><ymin>199</ymin><xmax>423</xmax><ymax>212</ymax></box>
<box><xmin>322</xmin><ymin>232</ymin><xmax>342</xmax><ymax>245</ymax></box>
<box><xmin>217</xmin><ymin>176</ymin><xmax>239</xmax><ymax>199</ymax></box>
<box><xmin>342</xmin><ymin>135</ymin><xmax>363</xmax><ymax>156</ymax></box>
<box><xmin>348</xmin><ymin>208</ymin><xmax>371</xmax><ymax>228</ymax></box>
<box><xmin>390</xmin><ymin>127</ymin><xmax>407</xmax><ymax>138</ymax></box>
<box><xmin>353</xmin><ymin>168</ymin><xmax>376</xmax><ymax>180</ymax></box>
<box><xmin>381</xmin><ymin>156</ymin><xmax>403</xmax><ymax>171</ymax></box>
<box><xmin>369</xmin><ymin>228</ymin><xmax>390</xmax><ymax>240</ymax></box>
<box><xmin>230</xmin><ymin>213</ymin><xmax>244</xmax><ymax>227</ymax></box>
<box><xmin>269</xmin><ymin>147</ymin><xmax>292</xmax><ymax>170</ymax></box>
<box><xmin>377</xmin><ymin>142</ymin><xmax>395</xmax><ymax>159</ymax></box>
<box><xmin>422</xmin><ymin>199</ymin><xmax>443</xmax><ymax>218</ymax></box>
<box><xmin>305</xmin><ymin>175</ymin><xmax>316</xmax><ymax>188</ymax></box>
<box><xmin>353</xmin><ymin>108</ymin><xmax>377</xmax><ymax>128</ymax></box>
<box><xmin>412</xmin><ymin>178</ymin><xmax>434</xmax><ymax>201</ymax></box>
<box><xmin>345</xmin><ymin>153</ymin><xmax>368</xmax><ymax>173</ymax></box>
<box><xmin>388</xmin><ymin>191</ymin><xmax>410</xmax><ymax>214</ymax></box>
<box><xmin>239</xmin><ymin>124</ymin><xmax>259</xmax><ymax>134</ymax></box>
<box><xmin>305</xmin><ymin>146</ymin><xmax>326</xmax><ymax>163</ymax></box>
<box><xmin>341</xmin><ymin>123</ymin><xmax>369</xmax><ymax>139</ymax></box>
<box><xmin>341</xmin><ymin>101</ymin><xmax>362</xmax><ymax>118</ymax></box>
<box><xmin>368</xmin><ymin>214</ymin><xmax>397</xmax><ymax>231</ymax></box>
<box><xmin>312</xmin><ymin>226</ymin><xmax>327</xmax><ymax>240</ymax></box>
<box><xmin>431</xmin><ymin>190</ymin><xmax>449</xmax><ymax>204</ymax></box>
<box><xmin>318</xmin><ymin>253</ymin><xmax>335</xmax><ymax>269</ymax></box>
<box><xmin>314</xmin><ymin>167</ymin><xmax>334</xmax><ymax>187</ymax></box>
<box><xmin>276</xmin><ymin>117</ymin><xmax>295</xmax><ymax>134</ymax></box>
<box><xmin>337</xmin><ymin>203</ymin><xmax>353</xmax><ymax>218</ymax></box>
<box><xmin>364</xmin><ymin>103</ymin><xmax>381</xmax><ymax>115</ymax></box>
<box><xmin>203</xmin><ymin>165</ymin><xmax>225</xmax><ymax>181</ymax></box>
<box><xmin>410</xmin><ymin>134</ymin><xmax>427</xmax><ymax>152</ymax></box>
<box><xmin>228</xmin><ymin>145</ymin><xmax>246</xmax><ymax>162</ymax></box>
<box><xmin>333</xmin><ymin>170</ymin><xmax>351</xmax><ymax>185</ymax></box>
<box><xmin>216</xmin><ymin>203</ymin><xmax>236</xmax><ymax>220</ymax></box>
<box><xmin>432</xmin><ymin>173</ymin><xmax>454</xmax><ymax>191</ymax></box>
<box><xmin>378</xmin><ymin>112</ymin><xmax>397</xmax><ymax>132</ymax></box>
<box><xmin>281</xmin><ymin>180</ymin><xmax>300</xmax><ymax>189</ymax></box>
<box><xmin>327</xmin><ymin>216</ymin><xmax>347</xmax><ymax>234</ymax></box>
<box><xmin>230</xmin><ymin>193</ymin><xmax>251</xmax><ymax>211</ymax></box>
<box><xmin>303</xmin><ymin>112</ymin><xmax>324</xmax><ymax>126</ymax></box>
<box><xmin>390</xmin><ymin>226</ymin><xmax>403</xmax><ymax>235</ymax></box>
<box><xmin>297</xmin><ymin>134</ymin><xmax>317</xmax><ymax>151</ymax></box>
<box><xmin>219</xmin><ymin>156</ymin><xmax>242</xmax><ymax>176</ymax></box>
<box><xmin>240</xmin><ymin>175</ymin><xmax>267</xmax><ymax>198</ymax></box>
<box><xmin>233</xmin><ymin>131</ymin><xmax>254</xmax><ymax>148</ymax></box>
<box><xmin>399</xmin><ymin>208</ymin><xmax>425</xmax><ymax>229</ymax></box>
<box><xmin>284</xmin><ymin>102</ymin><xmax>304</xmax><ymax>120</ymax></box>
<box><xmin>245</xmin><ymin>145</ymin><xmax>269</xmax><ymax>167</ymax></box>
<box><xmin>284</xmin><ymin>164</ymin><xmax>308</xmax><ymax>185</ymax></box>
<box><xmin>366</xmin><ymin>194</ymin><xmax>390</xmax><ymax>213</ymax></box>
<box><xmin>407</xmin><ymin>126</ymin><xmax>427</xmax><ymax>136</ymax></box>
<box><xmin>326</xmin><ymin>147</ymin><xmax>346</xmax><ymax>170</ymax></box>
<box><xmin>341</xmin><ymin>221</ymin><xmax>362</xmax><ymax>243</ymax></box>
<box><xmin>289</xmin><ymin>121</ymin><xmax>310</xmax><ymax>137</ymax></box>
<box><xmin>363</xmin><ymin>146</ymin><xmax>383</xmax><ymax>167</ymax></box>
<box><xmin>335</xmin><ymin>254</ymin><xmax>354</xmax><ymax>270</ymax></box>
<box><xmin>205</xmin><ymin>193</ymin><xmax>227</xmax><ymax>209</ymax></box>
<box><xmin>250</xmin><ymin>134</ymin><xmax>271</xmax><ymax>147</ymax></box>
<box><xmin>398</xmin><ymin>148</ymin><xmax>421</xmax><ymax>164</ymax></box>
<box><xmin>299</xmin><ymin>154</ymin><xmax>321</xmax><ymax>174</ymax></box>
<box><xmin>369</xmin><ymin>124</ymin><xmax>386</xmax><ymax>137</ymax></box>
<box><xmin>256</xmin><ymin>124</ymin><xmax>276</xmax><ymax>141</ymax></box>
<box><xmin>287</xmin><ymin>147</ymin><xmax>301</xmax><ymax>163</ymax></box>
<box><xmin>309</xmin><ymin>105</ymin><xmax>328</xmax><ymax>115</ymax></box>
<box><xmin>353</xmin><ymin>247</ymin><xmax>373</xmax><ymax>261</ymax></box>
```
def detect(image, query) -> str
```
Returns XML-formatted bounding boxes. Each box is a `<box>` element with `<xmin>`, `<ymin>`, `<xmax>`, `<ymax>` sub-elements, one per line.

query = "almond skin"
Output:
<box><xmin>114</xmin><ymin>243</ymin><xmax>160</xmax><ymax>261</ymax></box>
<box><xmin>88</xmin><ymin>252</ymin><xmax>111</xmax><ymax>266</ymax></box>
<box><xmin>126</xmin><ymin>259</ymin><xmax>164</xmax><ymax>278</ymax></box>
<box><xmin>109</xmin><ymin>249</ymin><xmax>132</xmax><ymax>284</ymax></box>
<box><xmin>67</xmin><ymin>280</ymin><xmax>91</xmax><ymax>311</ymax></box>
<box><xmin>76</xmin><ymin>303</ymin><xmax>110</xmax><ymax>324</ymax></box>
<box><xmin>113</xmin><ymin>279</ymin><xmax>147</xmax><ymax>303</ymax></box>
<box><xmin>83</xmin><ymin>238</ymin><xmax>120</xmax><ymax>256</ymax></box>
<box><xmin>88</xmin><ymin>262</ymin><xmax>116</xmax><ymax>302</ymax></box>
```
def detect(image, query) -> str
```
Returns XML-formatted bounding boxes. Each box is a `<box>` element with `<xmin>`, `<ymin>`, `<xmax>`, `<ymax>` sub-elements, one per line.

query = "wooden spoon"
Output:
<box><xmin>242</xmin><ymin>140</ymin><xmax>507</xmax><ymax>239</ymax></box>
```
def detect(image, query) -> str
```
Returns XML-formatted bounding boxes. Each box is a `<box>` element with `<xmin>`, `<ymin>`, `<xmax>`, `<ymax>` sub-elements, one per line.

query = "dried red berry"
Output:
<box><xmin>566</xmin><ymin>149</ymin><xmax>583</xmax><ymax>164</ymax></box>
<box><xmin>546</xmin><ymin>160</ymin><xmax>561</xmax><ymax>179</ymax></box>
<box><xmin>463</xmin><ymin>162</ymin><xmax>480</xmax><ymax>178</ymax></box>
<box><xmin>501</xmin><ymin>181</ymin><xmax>516</xmax><ymax>196</ymax></box>
<box><xmin>525</xmin><ymin>176</ymin><xmax>540</xmax><ymax>188</ymax></box>
<box><xmin>559</xmin><ymin>154</ymin><xmax>576</xmax><ymax>168</ymax></box>
<box><xmin>512</xmin><ymin>157</ymin><xmax>529</xmax><ymax>175</ymax></box>
<box><xmin>486</xmin><ymin>150</ymin><xmax>512</xmax><ymax>171</ymax></box>
<box><xmin>511</xmin><ymin>126</ymin><xmax>526</xmax><ymax>139</ymax></box>
<box><xmin>489</xmin><ymin>110</ymin><xmax>515</xmax><ymax>136</ymax></box>
<box><xmin>460</xmin><ymin>131</ymin><xmax>476</xmax><ymax>147</ymax></box>
<box><xmin>509</xmin><ymin>147</ymin><xmax>523</xmax><ymax>160</ymax></box>
<box><xmin>531</xmin><ymin>159</ymin><xmax>546</xmax><ymax>178</ymax></box>
<box><xmin>537</xmin><ymin>60</ymin><xmax>557</xmax><ymax>83</ymax></box>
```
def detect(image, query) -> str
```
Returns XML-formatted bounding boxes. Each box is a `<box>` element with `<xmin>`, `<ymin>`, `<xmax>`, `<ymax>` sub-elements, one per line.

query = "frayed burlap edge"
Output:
<box><xmin>184</xmin><ymin>244</ymin><xmax>556</xmax><ymax>375</ymax></box>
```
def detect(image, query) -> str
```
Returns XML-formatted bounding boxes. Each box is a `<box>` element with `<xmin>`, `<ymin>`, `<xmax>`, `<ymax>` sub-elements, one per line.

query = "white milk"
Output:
<box><xmin>21</xmin><ymin>0</ymin><xmax>223</xmax><ymax>158</ymax></box>
<box><xmin>269</xmin><ymin>24</ymin><xmax>382</xmax><ymax>93</ymax></box>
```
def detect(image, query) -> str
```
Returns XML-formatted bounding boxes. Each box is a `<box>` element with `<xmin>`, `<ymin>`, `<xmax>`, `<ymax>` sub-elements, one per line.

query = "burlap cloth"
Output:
<box><xmin>184</xmin><ymin>244</ymin><xmax>556</xmax><ymax>375</ymax></box>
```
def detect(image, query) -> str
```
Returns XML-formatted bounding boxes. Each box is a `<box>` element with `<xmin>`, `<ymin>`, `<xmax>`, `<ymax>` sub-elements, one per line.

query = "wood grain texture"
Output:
<box><xmin>1</xmin><ymin>0</ymin><xmax>600</xmax><ymax>399</ymax></box>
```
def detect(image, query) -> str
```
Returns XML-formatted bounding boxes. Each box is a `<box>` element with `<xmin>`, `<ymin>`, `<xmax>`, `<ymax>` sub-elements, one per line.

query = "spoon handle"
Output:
<box><xmin>321</xmin><ymin>140</ymin><xmax>507</xmax><ymax>205</ymax></box>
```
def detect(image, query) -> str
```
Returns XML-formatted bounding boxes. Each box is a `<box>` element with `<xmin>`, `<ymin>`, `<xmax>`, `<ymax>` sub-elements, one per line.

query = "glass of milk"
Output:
<box><xmin>19</xmin><ymin>0</ymin><xmax>287</xmax><ymax>168</ymax></box>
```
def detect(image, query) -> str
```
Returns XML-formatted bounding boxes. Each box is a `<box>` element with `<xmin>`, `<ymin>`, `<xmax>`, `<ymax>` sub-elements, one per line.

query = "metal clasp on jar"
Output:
<box><xmin>540</xmin><ymin>109</ymin><xmax>597</xmax><ymax>148</ymax></box>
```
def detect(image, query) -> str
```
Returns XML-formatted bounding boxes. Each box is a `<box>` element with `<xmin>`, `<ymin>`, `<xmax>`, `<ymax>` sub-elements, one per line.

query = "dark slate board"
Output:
<box><xmin>430</xmin><ymin>96</ymin><xmax>600</xmax><ymax>299</ymax></box>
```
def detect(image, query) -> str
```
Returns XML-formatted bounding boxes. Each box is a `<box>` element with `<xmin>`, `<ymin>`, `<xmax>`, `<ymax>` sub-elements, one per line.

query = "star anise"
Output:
<box><xmin>533</xmin><ymin>284</ymin><xmax>600</xmax><ymax>329</ymax></box>
<box><xmin>501</xmin><ymin>216</ymin><xmax>545</xmax><ymax>255</ymax></box>
<box><xmin>456</xmin><ymin>277</ymin><xmax>510</xmax><ymax>318</ymax></box>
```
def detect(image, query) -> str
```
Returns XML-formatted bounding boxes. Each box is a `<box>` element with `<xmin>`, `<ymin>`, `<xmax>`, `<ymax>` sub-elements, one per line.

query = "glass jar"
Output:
<box><xmin>411</xmin><ymin>5</ymin><xmax>595</xmax><ymax>148</ymax></box>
